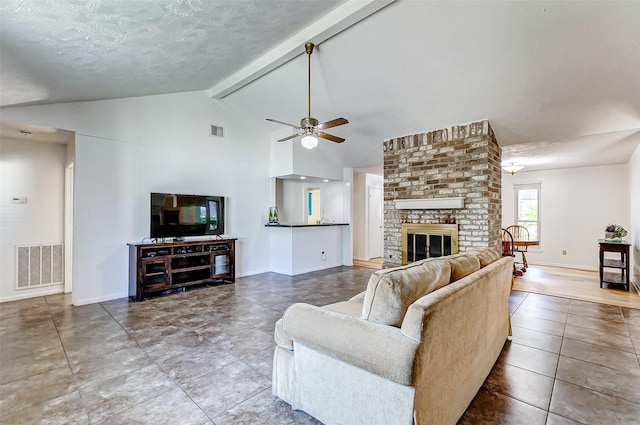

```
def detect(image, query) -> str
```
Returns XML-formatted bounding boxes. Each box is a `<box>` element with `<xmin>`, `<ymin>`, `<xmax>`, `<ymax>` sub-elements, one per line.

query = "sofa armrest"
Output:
<box><xmin>282</xmin><ymin>303</ymin><xmax>419</xmax><ymax>385</ymax></box>
<box><xmin>349</xmin><ymin>291</ymin><xmax>366</xmax><ymax>303</ymax></box>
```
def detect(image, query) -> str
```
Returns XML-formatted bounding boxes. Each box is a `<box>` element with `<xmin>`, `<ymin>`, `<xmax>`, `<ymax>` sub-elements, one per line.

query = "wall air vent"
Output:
<box><xmin>16</xmin><ymin>244</ymin><xmax>63</xmax><ymax>289</ymax></box>
<box><xmin>211</xmin><ymin>125</ymin><xmax>224</xmax><ymax>137</ymax></box>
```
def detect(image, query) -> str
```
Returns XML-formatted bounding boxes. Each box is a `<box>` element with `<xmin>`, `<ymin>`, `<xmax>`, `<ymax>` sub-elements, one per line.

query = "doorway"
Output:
<box><xmin>306</xmin><ymin>186</ymin><xmax>321</xmax><ymax>225</ymax></box>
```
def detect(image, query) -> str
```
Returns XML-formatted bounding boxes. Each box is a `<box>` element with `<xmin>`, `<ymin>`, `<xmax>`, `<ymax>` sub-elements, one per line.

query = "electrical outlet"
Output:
<box><xmin>562</xmin><ymin>250</ymin><xmax>567</xmax><ymax>255</ymax></box>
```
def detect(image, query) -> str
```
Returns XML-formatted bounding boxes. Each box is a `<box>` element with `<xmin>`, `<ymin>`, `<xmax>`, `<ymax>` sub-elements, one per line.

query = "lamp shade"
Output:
<box><xmin>502</xmin><ymin>163</ymin><xmax>524</xmax><ymax>175</ymax></box>
<box><xmin>301</xmin><ymin>135</ymin><xmax>318</xmax><ymax>149</ymax></box>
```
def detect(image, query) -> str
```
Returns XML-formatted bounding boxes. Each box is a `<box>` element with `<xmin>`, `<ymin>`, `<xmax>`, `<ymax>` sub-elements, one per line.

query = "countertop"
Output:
<box><xmin>265</xmin><ymin>223</ymin><xmax>349</xmax><ymax>228</ymax></box>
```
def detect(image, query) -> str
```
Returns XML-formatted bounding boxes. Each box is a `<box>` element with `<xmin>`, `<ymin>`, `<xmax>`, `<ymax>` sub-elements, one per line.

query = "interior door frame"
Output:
<box><xmin>64</xmin><ymin>162</ymin><xmax>74</xmax><ymax>294</ymax></box>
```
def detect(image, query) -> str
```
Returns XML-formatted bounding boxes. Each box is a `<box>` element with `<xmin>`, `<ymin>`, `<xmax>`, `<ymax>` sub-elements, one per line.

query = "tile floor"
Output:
<box><xmin>1</xmin><ymin>266</ymin><xmax>639</xmax><ymax>424</ymax></box>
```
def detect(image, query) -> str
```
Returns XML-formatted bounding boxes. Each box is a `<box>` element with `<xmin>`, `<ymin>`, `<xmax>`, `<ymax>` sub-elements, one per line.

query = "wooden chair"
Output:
<box><xmin>501</xmin><ymin>228</ymin><xmax>514</xmax><ymax>258</ymax></box>
<box><xmin>501</xmin><ymin>228</ymin><xmax>518</xmax><ymax>280</ymax></box>
<box><xmin>506</xmin><ymin>225</ymin><xmax>530</xmax><ymax>272</ymax></box>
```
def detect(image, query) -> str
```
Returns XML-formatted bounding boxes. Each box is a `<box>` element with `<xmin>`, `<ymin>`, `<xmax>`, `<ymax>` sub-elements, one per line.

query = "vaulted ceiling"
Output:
<box><xmin>1</xmin><ymin>0</ymin><xmax>639</xmax><ymax>171</ymax></box>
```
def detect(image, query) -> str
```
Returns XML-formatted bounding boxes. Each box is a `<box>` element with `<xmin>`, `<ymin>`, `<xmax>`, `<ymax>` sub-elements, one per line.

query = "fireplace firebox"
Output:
<box><xmin>401</xmin><ymin>224</ymin><xmax>458</xmax><ymax>264</ymax></box>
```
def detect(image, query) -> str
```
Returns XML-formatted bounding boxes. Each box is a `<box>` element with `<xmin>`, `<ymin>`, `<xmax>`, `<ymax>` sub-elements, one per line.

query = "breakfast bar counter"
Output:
<box><xmin>265</xmin><ymin>223</ymin><xmax>349</xmax><ymax>228</ymax></box>
<box><xmin>266</xmin><ymin>223</ymin><xmax>350</xmax><ymax>275</ymax></box>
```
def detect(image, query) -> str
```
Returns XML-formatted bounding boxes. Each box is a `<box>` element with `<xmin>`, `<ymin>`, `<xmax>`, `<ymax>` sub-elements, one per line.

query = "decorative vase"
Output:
<box><xmin>268</xmin><ymin>206</ymin><xmax>279</xmax><ymax>224</ymax></box>
<box><xmin>605</xmin><ymin>231</ymin><xmax>616</xmax><ymax>240</ymax></box>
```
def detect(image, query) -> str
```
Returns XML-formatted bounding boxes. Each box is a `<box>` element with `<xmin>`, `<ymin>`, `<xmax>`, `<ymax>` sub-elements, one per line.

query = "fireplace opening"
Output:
<box><xmin>407</xmin><ymin>234</ymin><xmax>454</xmax><ymax>260</ymax></box>
<box><xmin>402</xmin><ymin>224</ymin><xmax>458</xmax><ymax>264</ymax></box>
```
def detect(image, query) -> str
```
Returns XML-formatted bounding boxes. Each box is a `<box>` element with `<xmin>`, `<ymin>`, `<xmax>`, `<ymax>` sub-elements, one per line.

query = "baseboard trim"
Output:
<box><xmin>527</xmin><ymin>261</ymin><xmax>597</xmax><ymax>272</ymax></box>
<box><xmin>0</xmin><ymin>286</ymin><xmax>64</xmax><ymax>303</ymax></box>
<box><xmin>73</xmin><ymin>291</ymin><xmax>128</xmax><ymax>306</ymax></box>
<box><xmin>271</xmin><ymin>263</ymin><xmax>345</xmax><ymax>276</ymax></box>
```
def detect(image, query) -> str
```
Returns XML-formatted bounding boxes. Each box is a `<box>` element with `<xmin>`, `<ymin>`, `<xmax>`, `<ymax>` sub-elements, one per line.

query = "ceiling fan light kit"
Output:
<box><xmin>266</xmin><ymin>42</ymin><xmax>348</xmax><ymax>149</ymax></box>
<box><xmin>301</xmin><ymin>135</ymin><xmax>318</xmax><ymax>149</ymax></box>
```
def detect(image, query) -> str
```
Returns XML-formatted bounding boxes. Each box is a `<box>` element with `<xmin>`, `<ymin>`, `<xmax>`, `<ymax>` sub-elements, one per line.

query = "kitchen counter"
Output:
<box><xmin>265</xmin><ymin>223</ymin><xmax>349</xmax><ymax>228</ymax></box>
<box><xmin>267</xmin><ymin>223</ymin><xmax>350</xmax><ymax>275</ymax></box>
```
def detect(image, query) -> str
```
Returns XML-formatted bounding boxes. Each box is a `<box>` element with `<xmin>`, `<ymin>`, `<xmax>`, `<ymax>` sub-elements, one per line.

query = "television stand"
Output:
<box><xmin>128</xmin><ymin>238</ymin><xmax>236</xmax><ymax>301</ymax></box>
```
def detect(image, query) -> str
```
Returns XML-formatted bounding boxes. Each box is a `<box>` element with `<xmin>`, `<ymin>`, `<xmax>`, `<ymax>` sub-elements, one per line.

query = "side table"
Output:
<box><xmin>598</xmin><ymin>240</ymin><xmax>630</xmax><ymax>291</ymax></box>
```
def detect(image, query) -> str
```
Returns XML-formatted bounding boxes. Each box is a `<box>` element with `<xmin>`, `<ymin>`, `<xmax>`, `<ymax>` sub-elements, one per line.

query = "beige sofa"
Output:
<box><xmin>272</xmin><ymin>248</ymin><xmax>513</xmax><ymax>425</ymax></box>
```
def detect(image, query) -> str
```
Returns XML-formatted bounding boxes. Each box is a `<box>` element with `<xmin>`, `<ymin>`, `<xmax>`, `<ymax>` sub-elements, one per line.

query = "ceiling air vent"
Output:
<box><xmin>211</xmin><ymin>125</ymin><xmax>224</xmax><ymax>137</ymax></box>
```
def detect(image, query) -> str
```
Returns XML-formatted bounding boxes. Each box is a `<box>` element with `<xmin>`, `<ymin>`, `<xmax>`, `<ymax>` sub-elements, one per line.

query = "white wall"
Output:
<box><xmin>269</xmin><ymin>226</ymin><xmax>345</xmax><ymax>275</ymax></box>
<box><xmin>322</xmin><ymin>181</ymin><xmax>347</xmax><ymax>223</ymax></box>
<box><xmin>341</xmin><ymin>168</ymin><xmax>354</xmax><ymax>266</ymax></box>
<box><xmin>2</xmin><ymin>91</ymin><xmax>272</xmax><ymax>305</ymax></box>
<box><xmin>502</xmin><ymin>164</ymin><xmax>630</xmax><ymax>270</ymax></box>
<box><xmin>353</xmin><ymin>169</ymin><xmax>383</xmax><ymax>260</ymax></box>
<box><xmin>0</xmin><ymin>137</ymin><xmax>66</xmax><ymax>301</ymax></box>
<box><xmin>269</xmin><ymin>129</ymin><xmax>294</xmax><ymax>177</ymax></box>
<box><xmin>629</xmin><ymin>146</ymin><xmax>640</xmax><ymax>286</ymax></box>
<box><xmin>269</xmin><ymin>128</ymin><xmax>344</xmax><ymax>182</ymax></box>
<box><xmin>278</xmin><ymin>179</ymin><xmax>306</xmax><ymax>224</ymax></box>
<box><xmin>292</xmin><ymin>144</ymin><xmax>344</xmax><ymax>181</ymax></box>
<box><xmin>353</xmin><ymin>171</ymin><xmax>366</xmax><ymax>259</ymax></box>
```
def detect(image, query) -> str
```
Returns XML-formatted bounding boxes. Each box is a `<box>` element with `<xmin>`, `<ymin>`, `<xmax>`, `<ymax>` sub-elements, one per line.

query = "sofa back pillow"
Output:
<box><xmin>448</xmin><ymin>252</ymin><xmax>481</xmax><ymax>282</ymax></box>
<box><xmin>362</xmin><ymin>259</ymin><xmax>451</xmax><ymax>327</ymax></box>
<box><xmin>469</xmin><ymin>247</ymin><xmax>501</xmax><ymax>267</ymax></box>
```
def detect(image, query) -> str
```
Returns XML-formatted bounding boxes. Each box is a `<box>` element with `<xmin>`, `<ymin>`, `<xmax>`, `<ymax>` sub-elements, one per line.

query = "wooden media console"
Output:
<box><xmin>128</xmin><ymin>239</ymin><xmax>236</xmax><ymax>301</ymax></box>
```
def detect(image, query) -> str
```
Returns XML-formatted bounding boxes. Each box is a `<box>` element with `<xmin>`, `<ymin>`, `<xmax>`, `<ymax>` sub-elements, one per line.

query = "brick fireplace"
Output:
<box><xmin>384</xmin><ymin>120</ymin><xmax>501</xmax><ymax>264</ymax></box>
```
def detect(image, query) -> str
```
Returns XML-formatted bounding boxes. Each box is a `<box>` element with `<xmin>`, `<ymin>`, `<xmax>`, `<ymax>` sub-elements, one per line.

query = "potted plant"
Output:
<box><xmin>605</xmin><ymin>224</ymin><xmax>627</xmax><ymax>241</ymax></box>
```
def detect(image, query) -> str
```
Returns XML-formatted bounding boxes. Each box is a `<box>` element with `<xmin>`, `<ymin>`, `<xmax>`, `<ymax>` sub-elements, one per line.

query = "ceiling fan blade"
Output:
<box><xmin>266</xmin><ymin>118</ymin><xmax>301</xmax><ymax>129</ymax></box>
<box><xmin>317</xmin><ymin>132</ymin><xmax>345</xmax><ymax>144</ymax></box>
<box><xmin>317</xmin><ymin>117</ymin><xmax>349</xmax><ymax>130</ymax></box>
<box><xmin>277</xmin><ymin>133</ymin><xmax>302</xmax><ymax>142</ymax></box>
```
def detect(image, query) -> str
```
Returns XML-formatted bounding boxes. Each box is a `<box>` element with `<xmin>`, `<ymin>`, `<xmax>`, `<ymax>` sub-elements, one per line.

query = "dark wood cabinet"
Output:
<box><xmin>128</xmin><ymin>239</ymin><xmax>236</xmax><ymax>301</ymax></box>
<box><xmin>598</xmin><ymin>240</ymin><xmax>630</xmax><ymax>291</ymax></box>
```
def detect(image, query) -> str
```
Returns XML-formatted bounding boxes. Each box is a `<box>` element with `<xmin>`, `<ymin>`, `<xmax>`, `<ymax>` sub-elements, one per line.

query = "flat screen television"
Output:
<box><xmin>150</xmin><ymin>193</ymin><xmax>224</xmax><ymax>239</ymax></box>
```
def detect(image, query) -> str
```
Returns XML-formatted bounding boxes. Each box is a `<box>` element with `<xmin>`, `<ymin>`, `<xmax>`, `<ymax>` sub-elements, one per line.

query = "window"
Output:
<box><xmin>514</xmin><ymin>183</ymin><xmax>540</xmax><ymax>241</ymax></box>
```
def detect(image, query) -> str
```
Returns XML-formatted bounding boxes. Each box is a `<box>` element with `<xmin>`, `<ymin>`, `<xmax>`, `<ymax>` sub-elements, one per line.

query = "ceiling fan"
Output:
<box><xmin>266</xmin><ymin>42</ymin><xmax>348</xmax><ymax>149</ymax></box>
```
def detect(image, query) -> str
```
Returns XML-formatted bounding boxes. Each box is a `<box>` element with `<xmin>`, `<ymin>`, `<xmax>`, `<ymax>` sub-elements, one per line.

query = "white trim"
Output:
<box><xmin>394</xmin><ymin>197</ymin><xmax>465</xmax><ymax>210</ymax></box>
<box><xmin>72</xmin><ymin>291</ymin><xmax>129</xmax><ymax>306</ymax></box>
<box><xmin>0</xmin><ymin>285</ymin><xmax>64</xmax><ymax>303</ymax></box>
<box><xmin>513</xmin><ymin>182</ymin><xmax>541</xmax><ymax>241</ymax></box>
<box><xmin>272</xmin><ymin>262</ymin><xmax>344</xmax><ymax>276</ymax></box>
<box><xmin>527</xmin><ymin>261</ymin><xmax>596</xmax><ymax>272</ymax></box>
<box><xmin>64</xmin><ymin>163</ymin><xmax>74</xmax><ymax>294</ymax></box>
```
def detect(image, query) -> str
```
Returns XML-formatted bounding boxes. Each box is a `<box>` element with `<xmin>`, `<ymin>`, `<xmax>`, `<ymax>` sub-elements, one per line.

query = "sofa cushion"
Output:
<box><xmin>362</xmin><ymin>259</ymin><xmax>451</xmax><ymax>327</ymax></box>
<box><xmin>469</xmin><ymin>247</ymin><xmax>501</xmax><ymax>267</ymax></box>
<box><xmin>323</xmin><ymin>300</ymin><xmax>364</xmax><ymax>317</ymax></box>
<box><xmin>448</xmin><ymin>252</ymin><xmax>481</xmax><ymax>282</ymax></box>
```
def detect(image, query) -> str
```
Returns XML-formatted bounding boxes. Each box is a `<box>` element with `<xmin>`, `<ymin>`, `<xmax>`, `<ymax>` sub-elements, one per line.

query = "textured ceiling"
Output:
<box><xmin>0</xmin><ymin>0</ymin><xmax>346</xmax><ymax>105</ymax></box>
<box><xmin>1</xmin><ymin>0</ymin><xmax>639</xmax><ymax>171</ymax></box>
